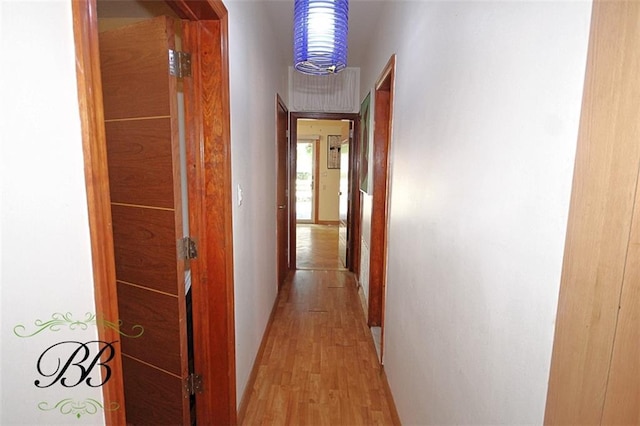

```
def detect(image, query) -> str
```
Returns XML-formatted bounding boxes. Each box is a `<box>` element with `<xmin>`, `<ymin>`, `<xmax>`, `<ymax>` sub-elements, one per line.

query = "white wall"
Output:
<box><xmin>358</xmin><ymin>1</ymin><xmax>592</xmax><ymax>424</ymax></box>
<box><xmin>359</xmin><ymin>193</ymin><xmax>372</xmax><ymax>303</ymax></box>
<box><xmin>226</xmin><ymin>0</ymin><xmax>288</xmax><ymax>405</ymax></box>
<box><xmin>1</xmin><ymin>1</ymin><xmax>103</xmax><ymax>424</ymax></box>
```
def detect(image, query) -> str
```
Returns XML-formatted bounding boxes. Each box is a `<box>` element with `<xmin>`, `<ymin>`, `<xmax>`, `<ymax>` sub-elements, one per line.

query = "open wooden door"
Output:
<box><xmin>368</xmin><ymin>56</ymin><xmax>395</xmax><ymax>329</ymax></box>
<box><xmin>100</xmin><ymin>16</ymin><xmax>192</xmax><ymax>425</ymax></box>
<box><xmin>338</xmin><ymin>141</ymin><xmax>349</xmax><ymax>268</ymax></box>
<box><xmin>276</xmin><ymin>95</ymin><xmax>289</xmax><ymax>288</ymax></box>
<box><xmin>545</xmin><ymin>1</ymin><xmax>640</xmax><ymax>423</ymax></box>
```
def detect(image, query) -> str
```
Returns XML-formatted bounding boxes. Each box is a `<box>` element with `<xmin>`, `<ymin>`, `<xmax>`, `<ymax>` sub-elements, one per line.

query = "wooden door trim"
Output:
<box><xmin>349</xmin><ymin>119</ymin><xmax>362</xmax><ymax>277</ymax></box>
<box><xmin>182</xmin><ymin>16</ymin><xmax>237</xmax><ymax>424</ymax></box>
<box><xmin>290</xmin><ymin>112</ymin><xmax>361</xmax><ymax>273</ymax></box>
<box><xmin>368</xmin><ymin>55</ymin><xmax>396</xmax><ymax>342</ymax></box>
<box><xmin>72</xmin><ymin>0</ymin><xmax>236</xmax><ymax>424</ymax></box>
<box><xmin>71</xmin><ymin>2</ymin><xmax>124</xmax><ymax>423</ymax></box>
<box><xmin>168</xmin><ymin>0</ymin><xmax>226</xmax><ymax>20</ymax></box>
<box><xmin>276</xmin><ymin>94</ymin><xmax>290</xmax><ymax>289</ymax></box>
<box><xmin>313</xmin><ymin>139</ymin><xmax>321</xmax><ymax>223</ymax></box>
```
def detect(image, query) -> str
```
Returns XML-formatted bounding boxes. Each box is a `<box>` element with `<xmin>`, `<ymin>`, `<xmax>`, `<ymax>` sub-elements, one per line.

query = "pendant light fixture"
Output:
<box><xmin>293</xmin><ymin>0</ymin><xmax>349</xmax><ymax>75</ymax></box>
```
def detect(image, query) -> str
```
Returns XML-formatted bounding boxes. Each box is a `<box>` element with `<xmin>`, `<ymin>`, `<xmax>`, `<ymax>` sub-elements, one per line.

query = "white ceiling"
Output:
<box><xmin>260</xmin><ymin>0</ymin><xmax>389</xmax><ymax>68</ymax></box>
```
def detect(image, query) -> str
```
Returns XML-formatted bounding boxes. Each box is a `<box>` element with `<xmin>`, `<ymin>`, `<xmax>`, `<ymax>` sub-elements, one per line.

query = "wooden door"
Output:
<box><xmin>276</xmin><ymin>95</ymin><xmax>289</xmax><ymax>288</ymax></box>
<box><xmin>100</xmin><ymin>16</ymin><xmax>191</xmax><ymax>425</ymax></box>
<box><xmin>368</xmin><ymin>56</ymin><xmax>396</xmax><ymax>328</ymax></box>
<box><xmin>545</xmin><ymin>1</ymin><xmax>640</xmax><ymax>423</ymax></box>
<box><xmin>338</xmin><ymin>141</ymin><xmax>349</xmax><ymax>267</ymax></box>
<box><xmin>601</xmin><ymin>179</ymin><xmax>640</xmax><ymax>423</ymax></box>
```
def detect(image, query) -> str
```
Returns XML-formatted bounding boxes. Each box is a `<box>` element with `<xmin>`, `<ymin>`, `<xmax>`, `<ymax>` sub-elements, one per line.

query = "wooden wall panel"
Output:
<box><xmin>117</xmin><ymin>282</ymin><xmax>182</xmax><ymax>375</ymax></box>
<box><xmin>111</xmin><ymin>204</ymin><xmax>178</xmax><ymax>294</ymax></box>
<box><xmin>545</xmin><ymin>1</ymin><xmax>640</xmax><ymax>423</ymax></box>
<box><xmin>99</xmin><ymin>16</ymin><xmax>173</xmax><ymax>120</ymax></box>
<box><xmin>105</xmin><ymin>118</ymin><xmax>174</xmax><ymax>208</ymax></box>
<box><xmin>122</xmin><ymin>356</ymin><xmax>183</xmax><ymax>425</ymax></box>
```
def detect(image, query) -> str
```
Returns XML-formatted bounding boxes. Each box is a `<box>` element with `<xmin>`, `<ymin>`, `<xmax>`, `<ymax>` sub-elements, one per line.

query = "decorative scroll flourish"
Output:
<box><xmin>13</xmin><ymin>312</ymin><xmax>144</xmax><ymax>338</ymax></box>
<box><xmin>13</xmin><ymin>313</ymin><xmax>96</xmax><ymax>338</ymax></box>
<box><xmin>96</xmin><ymin>317</ymin><xmax>144</xmax><ymax>338</ymax></box>
<box><xmin>38</xmin><ymin>398</ymin><xmax>119</xmax><ymax>419</ymax></box>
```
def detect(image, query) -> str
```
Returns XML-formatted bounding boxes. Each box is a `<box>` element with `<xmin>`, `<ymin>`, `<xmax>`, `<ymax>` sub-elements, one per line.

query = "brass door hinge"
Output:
<box><xmin>185</xmin><ymin>373</ymin><xmax>203</xmax><ymax>396</ymax></box>
<box><xmin>169</xmin><ymin>49</ymin><xmax>192</xmax><ymax>78</ymax></box>
<box><xmin>179</xmin><ymin>237</ymin><xmax>198</xmax><ymax>260</ymax></box>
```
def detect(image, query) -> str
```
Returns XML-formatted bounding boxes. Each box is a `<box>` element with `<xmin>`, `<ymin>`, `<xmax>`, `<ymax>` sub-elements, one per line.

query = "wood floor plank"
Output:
<box><xmin>297</xmin><ymin>224</ymin><xmax>346</xmax><ymax>270</ymax></box>
<box><xmin>241</xmin><ymin>270</ymin><xmax>396</xmax><ymax>425</ymax></box>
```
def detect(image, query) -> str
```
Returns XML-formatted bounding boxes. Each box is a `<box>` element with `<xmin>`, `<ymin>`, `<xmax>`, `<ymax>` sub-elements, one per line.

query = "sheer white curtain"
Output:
<box><xmin>289</xmin><ymin>67</ymin><xmax>360</xmax><ymax>112</ymax></box>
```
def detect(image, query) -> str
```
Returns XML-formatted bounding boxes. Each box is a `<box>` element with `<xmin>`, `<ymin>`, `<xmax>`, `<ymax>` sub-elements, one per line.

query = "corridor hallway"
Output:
<box><xmin>240</xmin><ymin>224</ymin><xmax>398</xmax><ymax>424</ymax></box>
<box><xmin>240</xmin><ymin>270</ymin><xmax>397</xmax><ymax>425</ymax></box>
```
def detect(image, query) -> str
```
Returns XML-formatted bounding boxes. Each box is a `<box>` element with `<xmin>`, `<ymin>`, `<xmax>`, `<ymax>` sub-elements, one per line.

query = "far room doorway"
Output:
<box><xmin>296</xmin><ymin>138</ymin><xmax>316</xmax><ymax>223</ymax></box>
<box><xmin>290</xmin><ymin>113</ymin><xmax>360</xmax><ymax>274</ymax></box>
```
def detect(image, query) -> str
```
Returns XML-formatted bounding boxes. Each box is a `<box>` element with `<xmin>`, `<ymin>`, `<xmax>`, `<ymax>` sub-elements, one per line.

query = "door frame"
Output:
<box><xmin>289</xmin><ymin>112</ymin><xmax>361</xmax><ymax>272</ymax></box>
<box><xmin>338</xmin><ymin>138</ymin><xmax>351</xmax><ymax>268</ymax></box>
<box><xmin>276</xmin><ymin>94</ymin><xmax>289</xmax><ymax>289</ymax></box>
<box><xmin>72</xmin><ymin>1</ymin><xmax>236</xmax><ymax>424</ymax></box>
<box><xmin>367</xmin><ymin>55</ymin><xmax>396</xmax><ymax>365</ymax></box>
<box><xmin>295</xmin><ymin>137</ymin><xmax>319</xmax><ymax>224</ymax></box>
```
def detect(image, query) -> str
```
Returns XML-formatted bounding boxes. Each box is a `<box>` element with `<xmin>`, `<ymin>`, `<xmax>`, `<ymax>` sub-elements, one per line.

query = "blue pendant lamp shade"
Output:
<box><xmin>294</xmin><ymin>0</ymin><xmax>349</xmax><ymax>75</ymax></box>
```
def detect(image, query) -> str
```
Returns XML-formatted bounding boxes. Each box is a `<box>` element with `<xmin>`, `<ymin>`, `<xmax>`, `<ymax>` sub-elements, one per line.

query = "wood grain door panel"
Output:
<box><xmin>100</xmin><ymin>18</ymin><xmax>174</xmax><ymax>120</ymax></box>
<box><xmin>122</xmin><ymin>356</ymin><xmax>183</xmax><ymax>426</ymax></box>
<box><xmin>77</xmin><ymin>2</ymin><xmax>236</xmax><ymax>423</ymax></box>
<box><xmin>106</xmin><ymin>118</ymin><xmax>174</xmax><ymax>208</ymax></box>
<box><xmin>111</xmin><ymin>204</ymin><xmax>178</xmax><ymax>295</ymax></box>
<box><xmin>100</xmin><ymin>15</ymin><xmax>190</xmax><ymax>424</ymax></box>
<box><xmin>117</xmin><ymin>282</ymin><xmax>182</xmax><ymax>374</ymax></box>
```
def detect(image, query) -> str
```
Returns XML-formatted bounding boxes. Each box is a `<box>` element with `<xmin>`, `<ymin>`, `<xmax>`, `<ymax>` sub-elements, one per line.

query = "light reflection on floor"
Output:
<box><xmin>296</xmin><ymin>223</ymin><xmax>346</xmax><ymax>270</ymax></box>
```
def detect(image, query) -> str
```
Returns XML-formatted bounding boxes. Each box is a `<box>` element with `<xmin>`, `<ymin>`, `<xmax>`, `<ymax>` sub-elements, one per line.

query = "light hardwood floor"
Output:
<box><xmin>240</xmin><ymin>269</ymin><xmax>397</xmax><ymax>425</ymax></box>
<box><xmin>296</xmin><ymin>224</ymin><xmax>346</xmax><ymax>270</ymax></box>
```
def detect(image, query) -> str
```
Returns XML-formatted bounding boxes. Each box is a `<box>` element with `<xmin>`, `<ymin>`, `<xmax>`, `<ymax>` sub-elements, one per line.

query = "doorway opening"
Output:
<box><xmin>276</xmin><ymin>95</ymin><xmax>290</xmax><ymax>289</ymax></box>
<box><xmin>73</xmin><ymin>0</ymin><xmax>236</xmax><ymax>423</ymax></box>
<box><xmin>290</xmin><ymin>114</ymin><xmax>360</xmax><ymax>273</ymax></box>
<box><xmin>296</xmin><ymin>138</ymin><xmax>317</xmax><ymax>223</ymax></box>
